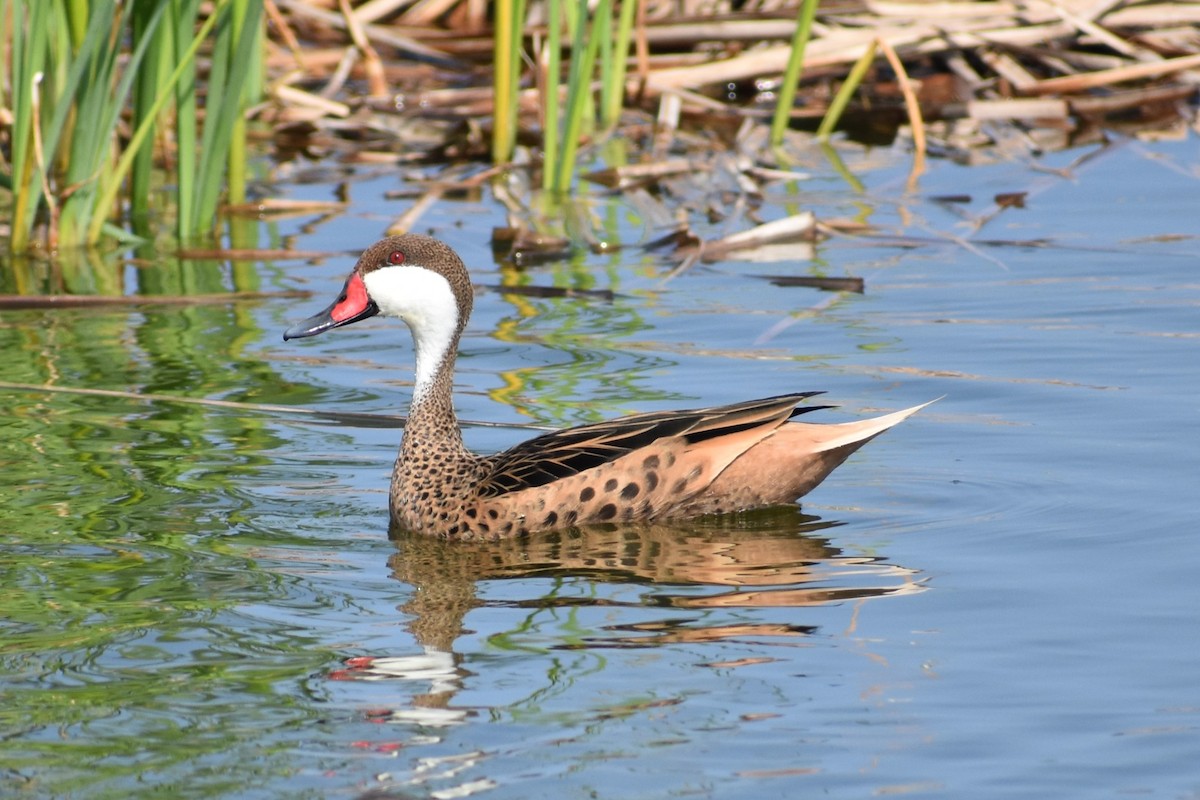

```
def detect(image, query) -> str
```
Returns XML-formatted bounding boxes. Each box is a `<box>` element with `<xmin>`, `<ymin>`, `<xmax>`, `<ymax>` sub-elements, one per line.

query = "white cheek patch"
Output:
<box><xmin>363</xmin><ymin>267</ymin><xmax>460</xmax><ymax>401</ymax></box>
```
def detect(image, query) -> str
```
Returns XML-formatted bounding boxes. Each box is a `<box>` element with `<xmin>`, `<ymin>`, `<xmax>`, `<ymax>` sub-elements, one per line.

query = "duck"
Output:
<box><xmin>285</xmin><ymin>234</ymin><xmax>930</xmax><ymax>539</ymax></box>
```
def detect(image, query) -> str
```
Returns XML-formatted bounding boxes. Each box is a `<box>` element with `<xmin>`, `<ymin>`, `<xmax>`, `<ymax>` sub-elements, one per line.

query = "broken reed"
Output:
<box><xmin>2</xmin><ymin>0</ymin><xmax>263</xmax><ymax>252</ymax></box>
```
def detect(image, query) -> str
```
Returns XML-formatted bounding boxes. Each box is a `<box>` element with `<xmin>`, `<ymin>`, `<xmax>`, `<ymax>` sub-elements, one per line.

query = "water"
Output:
<box><xmin>2</xmin><ymin>133</ymin><xmax>1198</xmax><ymax>798</ymax></box>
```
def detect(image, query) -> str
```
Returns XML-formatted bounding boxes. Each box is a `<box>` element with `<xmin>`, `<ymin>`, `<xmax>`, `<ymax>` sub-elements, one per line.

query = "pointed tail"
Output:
<box><xmin>811</xmin><ymin>398</ymin><xmax>940</xmax><ymax>453</ymax></box>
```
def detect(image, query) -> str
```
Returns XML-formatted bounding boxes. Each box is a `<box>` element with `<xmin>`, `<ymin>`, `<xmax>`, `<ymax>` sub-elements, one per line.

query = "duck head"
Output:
<box><xmin>284</xmin><ymin>235</ymin><xmax>476</xmax><ymax>401</ymax></box>
<box><xmin>283</xmin><ymin>234</ymin><xmax>474</xmax><ymax>342</ymax></box>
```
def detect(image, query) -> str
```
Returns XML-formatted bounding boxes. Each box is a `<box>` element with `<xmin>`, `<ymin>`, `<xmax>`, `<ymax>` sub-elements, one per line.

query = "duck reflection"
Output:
<box><xmin>387</xmin><ymin>507</ymin><xmax>921</xmax><ymax>650</ymax></box>
<box><xmin>335</xmin><ymin>509</ymin><xmax>922</xmax><ymax>736</ymax></box>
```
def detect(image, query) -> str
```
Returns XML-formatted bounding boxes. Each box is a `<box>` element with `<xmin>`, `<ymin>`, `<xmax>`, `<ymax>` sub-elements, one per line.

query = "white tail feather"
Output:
<box><xmin>813</xmin><ymin>398</ymin><xmax>940</xmax><ymax>453</ymax></box>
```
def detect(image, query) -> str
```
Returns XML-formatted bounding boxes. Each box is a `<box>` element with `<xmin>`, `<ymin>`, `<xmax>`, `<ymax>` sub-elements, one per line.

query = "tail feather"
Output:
<box><xmin>676</xmin><ymin>398</ymin><xmax>937</xmax><ymax>515</ymax></box>
<box><xmin>810</xmin><ymin>399</ymin><xmax>938</xmax><ymax>453</ymax></box>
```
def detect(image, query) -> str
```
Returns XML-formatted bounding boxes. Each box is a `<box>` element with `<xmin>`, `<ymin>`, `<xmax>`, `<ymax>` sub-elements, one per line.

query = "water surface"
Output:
<box><xmin>2</xmin><ymin>134</ymin><xmax>1198</xmax><ymax>798</ymax></box>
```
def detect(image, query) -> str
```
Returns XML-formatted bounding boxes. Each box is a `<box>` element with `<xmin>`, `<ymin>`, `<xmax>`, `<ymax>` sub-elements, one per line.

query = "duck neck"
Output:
<box><xmin>402</xmin><ymin>326</ymin><xmax>467</xmax><ymax>458</ymax></box>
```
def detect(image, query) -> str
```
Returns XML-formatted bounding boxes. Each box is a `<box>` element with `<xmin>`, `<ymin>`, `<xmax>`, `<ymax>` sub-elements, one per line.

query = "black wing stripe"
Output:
<box><xmin>476</xmin><ymin>392</ymin><xmax>828</xmax><ymax>498</ymax></box>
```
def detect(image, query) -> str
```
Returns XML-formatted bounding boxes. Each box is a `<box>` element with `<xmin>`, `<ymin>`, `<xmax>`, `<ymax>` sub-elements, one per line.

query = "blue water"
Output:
<box><xmin>2</xmin><ymin>133</ymin><xmax>1198</xmax><ymax>798</ymax></box>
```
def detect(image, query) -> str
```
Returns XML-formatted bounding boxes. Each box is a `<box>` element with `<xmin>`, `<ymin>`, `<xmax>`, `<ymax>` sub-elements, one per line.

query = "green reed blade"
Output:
<box><xmin>173</xmin><ymin>0</ymin><xmax>203</xmax><ymax>239</ymax></box>
<box><xmin>193</xmin><ymin>0</ymin><xmax>262</xmax><ymax>239</ymax></box>
<box><xmin>816</xmin><ymin>40</ymin><xmax>877</xmax><ymax>141</ymax></box>
<box><xmin>769</xmin><ymin>0</ymin><xmax>818</xmax><ymax>147</ymax></box>
<box><xmin>129</xmin><ymin>0</ymin><xmax>165</xmax><ymax>225</ymax></box>
<box><xmin>65</xmin><ymin>0</ymin><xmax>166</xmax><ymax>245</ymax></box>
<box><xmin>228</xmin><ymin>0</ymin><xmax>265</xmax><ymax>213</ymax></box>
<box><xmin>492</xmin><ymin>0</ymin><xmax>513</xmax><ymax>163</ymax></box>
<box><xmin>8</xmin><ymin>0</ymin><xmax>49</xmax><ymax>251</ymax></box>
<box><xmin>192</xmin><ymin>0</ymin><xmax>234</xmax><ymax>237</ymax></box>
<box><xmin>552</xmin><ymin>0</ymin><xmax>609</xmax><ymax>195</ymax></box>
<box><xmin>62</xmin><ymin>0</ymin><xmax>88</xmax><ymax>49</ymax></box>
<box><xmin>492</xmin><ymin>0</ymin><xmax>527</xmax><ymax>164</ymax></box>
<box><xmin>596</xmin><ymin>2</ymin><xmax>613</xmax><ymax>123</ymax></box>
<box><xmin>601</xmin><ymin>0</ymin><xmax>636</xmax><ymax>128</ymax></box>
<box><xmin>87</xmin><ymin>2</ymin><xmax>223</xmax><ymax>244</ymax></box>
<box><xmin>541</xmin><ymin>0</ymin><xmax>562</xmax><ymax>191</ymax></box>
<box><xmin>53</xmin><ymin>0</ymin><xmax>132</xmax><ymax>245</ymax></box>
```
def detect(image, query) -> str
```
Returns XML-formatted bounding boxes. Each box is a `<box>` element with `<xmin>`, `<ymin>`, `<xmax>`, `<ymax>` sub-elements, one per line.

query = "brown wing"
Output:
<box><xmin>475</xmin><ymin>392</ymin><xmax>831</xmax><ymax>498</ymax></box>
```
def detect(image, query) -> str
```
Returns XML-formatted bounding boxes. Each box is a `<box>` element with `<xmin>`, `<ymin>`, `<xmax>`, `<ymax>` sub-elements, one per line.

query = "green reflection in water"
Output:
<box><xmin>487</xmin><ymin>249</ymin><xmax>681</xmax><ymax>424</ymax></box>
<box><xmin>0</xmin><ymin>272</ymin><xmax>337</xmax><ymax>796</ymax></box>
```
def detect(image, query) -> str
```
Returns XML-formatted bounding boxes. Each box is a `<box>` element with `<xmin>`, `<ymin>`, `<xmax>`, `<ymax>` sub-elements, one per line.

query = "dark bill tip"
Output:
<box><xmin>283</xmin><ymin>308</ymin><xmax>340</xmax><ymax>340</ymax></box>
<box><xmin>282</xmin><ymin>274</ymin><xmax>379</xmax><ymax>342</ymax></box>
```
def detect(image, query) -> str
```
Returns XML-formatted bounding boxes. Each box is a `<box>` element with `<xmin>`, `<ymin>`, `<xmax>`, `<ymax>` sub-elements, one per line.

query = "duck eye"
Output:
<box><xmin>388</xmin><ymin>250</ymin><xmax>405</xmax><ymax>265</ymax></box>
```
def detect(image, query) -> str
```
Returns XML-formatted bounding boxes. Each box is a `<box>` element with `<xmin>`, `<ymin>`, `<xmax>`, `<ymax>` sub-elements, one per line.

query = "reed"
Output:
<box><xmin>601</xmin><ymin>0</ymin><xmax>638</xmax><ymax>129</ymax></box>
<box><xmin>2</xmin><ymin>0</ymin><xmax>263</xmax><ymax>252</ymax></box>
<box><xmin>491</xmin><ymin>0</ymin><xmax>528</xmax><ymax>164</ymax></box>
<box><xmin>816</xmin><ymin>41</ymin><xmax>878</xmax><ymax>141</ymax></box>
<box><xmin>769</xmin><ymin>0</ymin><xmax>819</xmax><ymax>147</ymax></box>
<box><xmin>548</xmin><ymin>0</ymin><xmax>610</xmax><ymax>195</ymax></box>
<box><xmin>540</xmin><ymin>0</ymin><xmax>563</xmax><ymax>192</ymax></box>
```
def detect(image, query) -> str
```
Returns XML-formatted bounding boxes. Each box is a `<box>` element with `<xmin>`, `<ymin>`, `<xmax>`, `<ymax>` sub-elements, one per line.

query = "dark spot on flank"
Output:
<box><xmin>645</xmin><ymin>471</ymin><xmax>659</xmax><ymax>491</ymax></box>
<box><xmin>478</xmin><ymin>521</ymin><xmax>490</xmax><ymax>533</ymax></box>
<box><xmin>620</xmin><ymin>482</ymin><xmax>640</xmax><ymax>500</ymax></box>
<box><xmin>665</xmin><ymin>453</ymin><xmax>676</xmax><ymax>467</ymax></box>
<box><xmin>488</xmin><ymin>508</ymin><xmax>499</xmax><ymax>519</ymax></box>
<box><xmin>580</xmin><ymin>487</ymin><xmax>595</xmax><ymax>503</ymax></box>
<box><xmin>672</xmin><ymin>478</ymin><xmax>689</xmax><ymax>495</ymax></box>
<box><xmin>605</xmin><ymin>478</ymin><xmax>619</xmax><ymax>492</ymax></box>
<box><xmin>597</xmin><ymin>503</ymin><xmax>617</xmax><ymax>521</ymax></box>
<box><xmin>446</xmin><ymin>524</ymin><xmax>460</xmax><ymax>536</ymax></box>
<box><xmin>466</xmin><ymin>507</ymin><xmax>478</xmax><ymax>518</ymax></box>
<box><xmin>563</xmin><ymin>510</ymin><xmax>578</xmax><ymax>526</ymax></box>
<box><xmin>643</xmin><ymin>455</ymin><xmax>660</xmax><ymax>470</ymax></box>
<box><xmin>543</xmin><ymin>511</ymin><xmax>558</xmax><ymax>527</ymax></box>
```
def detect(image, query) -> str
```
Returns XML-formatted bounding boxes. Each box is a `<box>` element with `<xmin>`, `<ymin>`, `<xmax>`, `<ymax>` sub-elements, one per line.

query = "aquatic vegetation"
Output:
<box><xmin>1</xmin><ymin>0</ymin><xmax>262</xmax><ymax>251</ymax></box>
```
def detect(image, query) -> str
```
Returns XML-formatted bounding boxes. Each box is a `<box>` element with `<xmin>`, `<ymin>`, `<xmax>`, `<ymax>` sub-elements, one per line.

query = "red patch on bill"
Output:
<box><xmin>331</xmin><ymin>274</ymin><xmax>370</xmax><ymax>322</ymax></box>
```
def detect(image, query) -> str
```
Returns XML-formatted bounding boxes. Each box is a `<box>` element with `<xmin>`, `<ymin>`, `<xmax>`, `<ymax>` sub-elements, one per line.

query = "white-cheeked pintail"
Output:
<box><xmin>285</xmin><ymin>234</ymin><xmax>931</xmax><ymax>539</ymax></box>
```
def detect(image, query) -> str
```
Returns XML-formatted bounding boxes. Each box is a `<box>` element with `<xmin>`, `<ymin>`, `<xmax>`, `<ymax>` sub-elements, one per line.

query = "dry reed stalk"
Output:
<box><xmin>1104</xmin><ymin>3</ymin><xmax>1200</xmax><ymax>26</ymax></box>
<box><xmin>877</xmin><ymin>36</ymin><xmax>925</xmax><ymax>190</ymax></box>
<box><xmin>967</xmin><ymin>98</ymin><xmax>1070</xmax><ymax>120</ymax></box>
<box><xmin>1027</xmin><ymin>51</ymin><xmax>1200</xmax><ymax>94</ymax></box>
<box><xmin>273</xmin><ymin>0</ymin><xmax>456</xmax><ymax>63</ymax></box>
<box><xmin>352</xmin><ymin>0</ymin><xmax>413</xmax><ymax>24</ymax></box>
<box><xmin>583</xmin><ymin>160</ymin><xmax>694</xmax><ymax>189</ymax></box>
<box><xmin>272</xmin><ymin>85</ymin><xmax>351</xmax><ymax>116</ymax></box>
<box><xmin>0</xmin><ymin>291</ymin><xmax>312</xmax><ymax>309</ymax></box>
<box><xmin>223</xmin><ymin>198</ymin><xmax>349</xmax><ymax>216</ymax></box>
<box><xmin>338</xmin><ymin>0</ymin><xmax>389</xmax><ymax>97</ymax></box>
<box><xmin>1069</xmin><ymin>84</ymin><xmax>1198</xmax><ymax>115</ymax></box>
<box><xmin>265</xmin><ymin>0</ymin><xmax>310</xmax><ymax>70</ymax></box>
<box><xmin>1025</xmin><ymin>0</ymin><xmax>1158</xmax><ymax>61</ymax></box>
<box><xmin>701</xmin><ymin>212</ymin><xmax>816</xmax><ymax>261</ymax></box>
<box><xmin>397</xmin><ymin>0</ymin><xmax>463</xmax><ymax>26</ymax></box>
